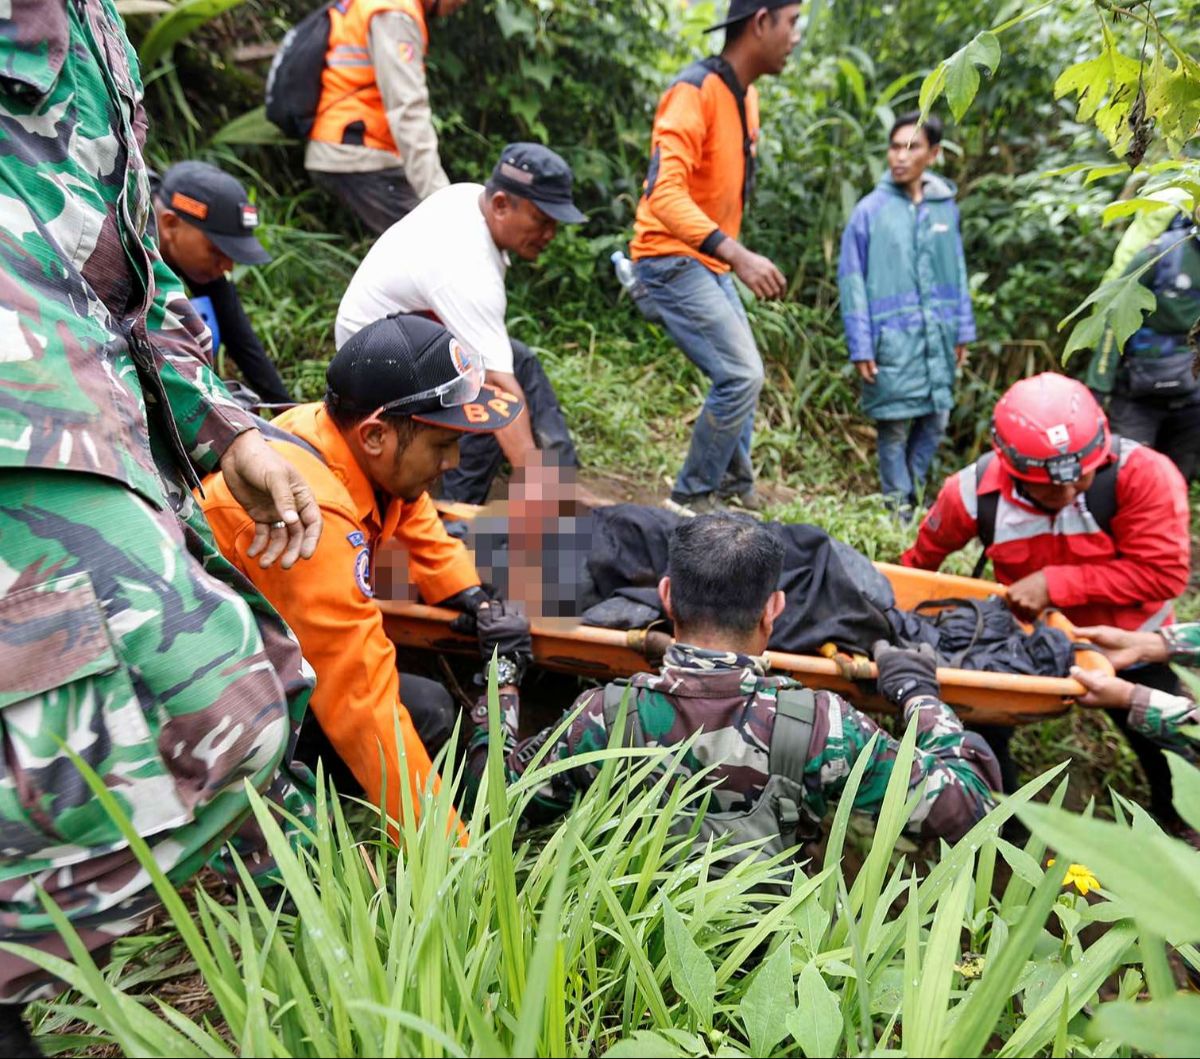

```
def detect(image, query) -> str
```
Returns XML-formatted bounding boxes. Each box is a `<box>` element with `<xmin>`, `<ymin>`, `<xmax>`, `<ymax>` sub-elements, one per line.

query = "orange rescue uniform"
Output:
<box><xmin>631</xmin><ymin>56</ymin><xmax>760</xmax><ymax>274</ymax></box>
<box><xmin>310</xmin><ymin>0</ymin><xmax>430</xmax><ymax>154</ymax></box>
<box><xmin>198</xmin><ymin>402</ymin><xmax>479</xmax><ymax>825</ymax></box>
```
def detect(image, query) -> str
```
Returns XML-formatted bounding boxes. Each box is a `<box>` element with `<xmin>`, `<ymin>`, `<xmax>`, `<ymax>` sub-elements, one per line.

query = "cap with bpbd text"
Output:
<box><xmin>159</xmin><ymin>161</ymin><xmax>271</xmax><ymax>266</ymax></box>
<box><xmin>489</xmin><ymin>143</ymin><xmax>588</xmax><ymax>225</ymax></box>
<box><xmin>326</xmin><ymin>313</ymin><xmax>525</xmax><ymax>434</ymax></box>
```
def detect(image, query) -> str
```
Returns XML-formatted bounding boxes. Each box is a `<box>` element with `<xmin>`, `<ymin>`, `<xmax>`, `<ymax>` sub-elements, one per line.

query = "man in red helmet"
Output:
<box><xmin>901</xmin><ymin>372</ymin><xmax>1190</xmax><ymax>816</ymax></box>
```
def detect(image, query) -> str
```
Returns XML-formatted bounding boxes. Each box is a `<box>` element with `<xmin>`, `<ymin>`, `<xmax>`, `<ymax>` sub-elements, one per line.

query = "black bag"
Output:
<box><xmin>265</xmin><ymin>4</ymin><xmax>334</xmax><ymax>138</ymax></box>
<box><xmin>1122</xmin><ymin>350</ymin><xmax>1199</xmax><ymax>399</ymax></box>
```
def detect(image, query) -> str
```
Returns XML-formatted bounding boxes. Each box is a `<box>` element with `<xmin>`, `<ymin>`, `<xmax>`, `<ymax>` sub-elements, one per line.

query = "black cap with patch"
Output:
<box><xmin>325</xmin><ymin>314</ymin><xmax>524</xmax><ymax>434</ymax></box>
<box><xmin>159</xmin><ymin>161</ymin><xmax>271</xmax><ymax>266</ymax></box>
<box><xmin>489</xmin><ymin>142</ymin><xmax>587</xmax><ymax>224</ymax></box>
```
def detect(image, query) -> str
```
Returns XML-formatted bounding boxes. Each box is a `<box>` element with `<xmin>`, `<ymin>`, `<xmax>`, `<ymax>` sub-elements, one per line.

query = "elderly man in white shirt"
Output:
<box><xmin>336</xmin><ymin>142</ymin><xmax>584</xmax><ymax>503</ymax></box>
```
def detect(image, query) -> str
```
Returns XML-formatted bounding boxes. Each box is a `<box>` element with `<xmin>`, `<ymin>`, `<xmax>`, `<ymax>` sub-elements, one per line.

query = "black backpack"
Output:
<box><xmin>265</xmin><ymin>4</ymin><xmax>335</xmax><ymax>138</ymax></box>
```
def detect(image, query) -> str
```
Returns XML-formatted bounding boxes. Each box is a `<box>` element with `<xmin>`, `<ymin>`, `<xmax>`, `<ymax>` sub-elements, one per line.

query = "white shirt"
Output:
<box><xmin>335</xmin><ymin>183</ymin><xmax>514</xmax><ymax>373</ymax></box>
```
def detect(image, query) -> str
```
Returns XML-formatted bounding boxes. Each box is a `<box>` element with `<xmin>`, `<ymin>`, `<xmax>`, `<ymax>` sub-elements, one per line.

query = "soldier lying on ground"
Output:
<box><xmin>463</xmin><ymin>514</ymin><xmax>1002</xmax><ymax>852</ymax></box>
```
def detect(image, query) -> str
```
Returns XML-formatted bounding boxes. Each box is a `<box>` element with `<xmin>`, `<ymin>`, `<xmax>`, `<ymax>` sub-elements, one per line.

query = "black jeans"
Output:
<box><xmin>974</xmin><ymin>661</ymin><xmax>1180</xmax><ymax>820</ymax></box>
<box><xmin>293</xmin><ymin>673</ymin><xmax>457</xmax><ymax>796</ymax></box>
<box><xmin>440</xmin><ymin>340</ymin><xmax>579</xmax><ymax>504</ymax></box>
<box><xmin>309</xmin><ymin>167</ymin><xmax>421</xmax><ymax>235</ymax></box>
<box><xmin>1108</xmin><ymin>391</ymin><xmax>1200</xmax><ymax>481</ymax></box>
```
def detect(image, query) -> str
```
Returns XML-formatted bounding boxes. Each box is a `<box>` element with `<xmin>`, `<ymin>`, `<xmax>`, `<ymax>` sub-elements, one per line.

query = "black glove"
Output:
<box><xmin>445</xmin><ymin>584</ymin><xmax>497</xmax><ymax>635</ymax></box>
<box><xmin>475</xmin><ymin>599</ymin><xmax>533</xmax><ymax>684</ymax></box>
<box><xmin>872</xmin><ymin>640</ymin><xmax>940</xmax><ymax>706</ymax></box>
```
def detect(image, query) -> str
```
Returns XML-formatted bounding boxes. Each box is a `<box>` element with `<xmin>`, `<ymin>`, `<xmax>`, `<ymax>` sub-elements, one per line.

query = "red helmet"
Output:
<box><xmin>992</xmin><ymin>373</ymin><xmax>1110</xmax><ymax>485</ymax></box>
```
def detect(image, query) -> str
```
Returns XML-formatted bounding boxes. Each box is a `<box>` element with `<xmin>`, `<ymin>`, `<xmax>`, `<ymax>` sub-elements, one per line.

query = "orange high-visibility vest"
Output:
<box><xmin>309</xmin><ymin>0</ymin><xmax>430</xmax><ymax>154</ymax></box>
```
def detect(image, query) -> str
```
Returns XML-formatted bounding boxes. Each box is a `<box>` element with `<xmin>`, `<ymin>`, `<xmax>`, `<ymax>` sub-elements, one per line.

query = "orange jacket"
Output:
<box><xmin>310</xmin><ymin>0</ymin><xmax>429</xmax><ymax>152</ymax></box>
<box><xmin>631</xmin><ymin>56</ymin><xmax>759</xmax><ymax>272</ymax></box>
<box><xmin>197</xmin><ymin>403</ymin><xmax>479</xmax><ymax>825</ymax></box>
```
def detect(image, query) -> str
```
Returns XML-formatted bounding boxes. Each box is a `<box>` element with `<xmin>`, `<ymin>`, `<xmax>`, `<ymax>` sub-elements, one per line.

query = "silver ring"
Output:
<box><xmin>271</xmin><ymin>520</ymin><xmax>286</xmax><ymax>530</ymax></box>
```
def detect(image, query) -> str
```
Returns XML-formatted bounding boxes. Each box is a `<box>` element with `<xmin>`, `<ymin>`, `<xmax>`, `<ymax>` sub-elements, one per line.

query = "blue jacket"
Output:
<box><xmin>838</xmin><ymin>172</ymin><xmax>975</xmax><ymax>420</ymax></box>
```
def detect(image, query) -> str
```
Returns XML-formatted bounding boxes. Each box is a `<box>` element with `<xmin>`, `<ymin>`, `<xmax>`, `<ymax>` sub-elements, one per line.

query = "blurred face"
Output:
<box><xmin>888</xmin><ymin>123</ymin><xmax>940</xmax><ymax>188</ymax></box>
<box><xmin>359</xmin><ymin>421</ymin><xmax>462</xmax><ymax>502</ymax></box>
<box><xmin>1020</xmin><ymin>470</ymin><xmax>1096</xmax><ymax>513</ymax></box>
<box><xmin>431</xmin><ymin>0</ymin><xmax>469</xmax><ymax>14</ymax></box>
<box><xmin>755</xmin><ymin>5</ymin><xmax>802</xmax><ymax>74</ymax></box>
<box><xmin>158</xmin><ymin>210</ymin><xmax>232</xmax><ymax>285</ymax></box>
<box><xmin>488</xmin><ymin>191</ymin><xmax>558</xmax><ymax>261</ymax></box>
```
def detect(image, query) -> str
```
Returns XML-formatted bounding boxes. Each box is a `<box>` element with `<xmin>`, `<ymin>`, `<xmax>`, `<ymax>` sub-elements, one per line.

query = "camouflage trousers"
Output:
<box><xmin>0</xmin><ymin>469</ymin><xmax>315</xmax><ymax>1002</ymax></box>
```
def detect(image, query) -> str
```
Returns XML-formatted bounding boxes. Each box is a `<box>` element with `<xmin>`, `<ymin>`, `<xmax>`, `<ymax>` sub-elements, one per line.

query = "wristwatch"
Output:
<box><xmin>493</xmin><ymin>655</ymin><xmax>522</xmax><ymax>687</ymax></box>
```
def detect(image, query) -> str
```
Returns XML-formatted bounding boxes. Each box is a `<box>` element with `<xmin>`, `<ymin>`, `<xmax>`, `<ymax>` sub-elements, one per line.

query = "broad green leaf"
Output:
<box><xmin>787</xmin><ymin>962</ymin><xmax>843</xmax><ymax>1059</ymax></box>
<box><xmin>837</xmin><ymin>57</ymin><xmax>867</xmax><ymax>107</ymax></box>
<box><xmin>998</xmin><ymin>924</ymin><xmax>1137</xmax><ymax>1057</ymax></box>
<box><xmin>604</xmin><ymin>1030</ymin><xmax>691</xmax><ymax>1057</ymax></box>
<box><xmin>1061</xmin><ymin>272</ymin><xmax>1157</xmax><ymax>359</ymax></box>
<box><xmin>1144</xmin><ymin>53</ymin><xmax>1200</xmax><ymax>154</ymax></box>
<box><xmin>1102</xmin><ymin>196</ymin><xmax>1193</xmax><ymax>225</ymax></box>
<box><xmin>932</xmin><ymin>31</ymin><xmax>1002</xmax><ymax>121</ymax></box>
<box><xmin>139</xmin><ymin>0</ymin><xmax>249</xmax><ymax>69</ymax></box>
<box><xmin>1166</xmin><ymin>751</ymin><xmax>1200</xmax><ymax>832</ymax></box>
<box><xmin>661</xmin><ymin>896</ymin><xmax>716</xmax><ymax>1028</ymax></box>
<box><xmin>1084</xmin><ymin>163</ymin><xmax>1132</xmax><ymax>185</ymax></box>
<box><xmin>1089</xmin><ymin>994</ymin><xmax>1200</xmax><ymax>1056</ymax></box>
<box><xmin>210</xmin><ymin>106</ymin><xmax>288</xmax><ymax>147</ymax></box>
<box><xmin>740</xmin><ymin>941</ymin><xmax>795</xmax><ymax>1057</ymax></box>
<box><xmin>1018</xmin><ymin>802</ymin><xmax>1200</xmax><ymax>941</ymax></box>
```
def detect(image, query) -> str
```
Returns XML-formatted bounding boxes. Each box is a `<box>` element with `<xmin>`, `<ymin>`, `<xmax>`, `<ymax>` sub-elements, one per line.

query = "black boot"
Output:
<box><xmin>0</xmin><ymin>1003</ymin><xmax>43</xmax><ymax>1058</ymax></box>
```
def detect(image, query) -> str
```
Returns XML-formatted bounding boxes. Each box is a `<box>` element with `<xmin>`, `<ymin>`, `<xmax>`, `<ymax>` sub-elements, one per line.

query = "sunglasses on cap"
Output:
<box><xmin>365</xmin><ymin>339</ymin><xmax>485</xmax><ymax>420</ymax></box>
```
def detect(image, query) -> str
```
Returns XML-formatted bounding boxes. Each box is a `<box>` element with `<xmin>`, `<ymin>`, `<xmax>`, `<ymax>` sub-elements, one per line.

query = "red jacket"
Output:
<box><xmin>900</xmin><ymin>440</ymin><xmax>1190</xmax><ymax>631</ymax></box>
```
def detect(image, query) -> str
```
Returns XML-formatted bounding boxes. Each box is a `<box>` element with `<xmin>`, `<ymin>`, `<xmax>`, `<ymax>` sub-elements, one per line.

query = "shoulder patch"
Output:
<box><xmin>354</xmin><ymin>547</ymin><xmax>373</xmax><ymax>599</ymax></box>
<box><xmin>346</xmin><ymin>531</ymin><xmax>366</xmax><ymax>548</ymax></box>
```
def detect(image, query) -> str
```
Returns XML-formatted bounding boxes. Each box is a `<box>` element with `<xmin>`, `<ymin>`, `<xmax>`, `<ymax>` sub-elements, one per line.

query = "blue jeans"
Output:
<box><xmin>876</xmin><ymin>410</ymin><xmax>949</xmax><ymax>506</ymax></box>
<box><xmin>634</xmin><ymin>255</ymin><xmax>763</xmax><ymax>499</ymax></box>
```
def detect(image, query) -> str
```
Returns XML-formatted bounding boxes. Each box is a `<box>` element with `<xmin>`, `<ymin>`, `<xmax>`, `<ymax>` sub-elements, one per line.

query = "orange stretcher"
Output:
<box><xmin>377</xmin><ymin>509</ymin><xmax>1115</xmax><ymax>727</ymax></box>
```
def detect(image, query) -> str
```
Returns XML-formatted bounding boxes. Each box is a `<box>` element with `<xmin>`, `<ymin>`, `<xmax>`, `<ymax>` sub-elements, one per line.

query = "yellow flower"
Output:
<box><xmin>1046</xmin><ymin>859</ymin><xmax>1100</xmax><ymax>895</ymax></box>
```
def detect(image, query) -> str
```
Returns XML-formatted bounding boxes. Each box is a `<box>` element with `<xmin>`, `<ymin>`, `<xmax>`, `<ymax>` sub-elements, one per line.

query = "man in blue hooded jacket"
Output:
<box><xmin>838</xmin><ymin>113</ymin><xmax>975</xmax><ymax>511</ymax></box>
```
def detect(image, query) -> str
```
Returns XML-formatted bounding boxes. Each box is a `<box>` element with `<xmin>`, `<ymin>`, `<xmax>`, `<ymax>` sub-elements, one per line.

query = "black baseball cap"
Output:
<box><xmin>325</xmin><ymin>313</ymin><xmax>525</xmax><ymax>434</ymax></box>
<box><xmin>705</xmin><ymin>0</ymin><xmax>798</xmax><ymax>32</ymax></box>
<box><xmin>159</xmin><ymin>161</ymin><xmax>271</xmax><ymax>266</ymax></box>
<box><xmin>489</xmin><ymin>143</ymin><xmax>587</xmax><ymax>224</ymax></box>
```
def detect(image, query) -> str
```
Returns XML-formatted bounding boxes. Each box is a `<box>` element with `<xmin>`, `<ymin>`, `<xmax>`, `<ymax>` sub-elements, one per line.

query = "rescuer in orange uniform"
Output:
<box><xmin>630</xmin><ymin>0</ymin><xmax>802</xmax><ymax>514</ymax></box>
<box><xmin>199</xmin><ymin>314</ymin><xmax>523</xmax><ymax>823</ymax></box>
<box><xmin>306</xmin><ymin>0</ymin><xmax>469</xmax><ymax>233</ymax></box>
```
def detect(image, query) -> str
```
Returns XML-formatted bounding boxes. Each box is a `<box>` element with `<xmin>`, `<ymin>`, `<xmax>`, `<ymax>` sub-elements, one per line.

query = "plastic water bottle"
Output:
<box><xmin>611</xmin><ymin>250</ymin><xmax>663</xmax><ymax>323</ymax></box>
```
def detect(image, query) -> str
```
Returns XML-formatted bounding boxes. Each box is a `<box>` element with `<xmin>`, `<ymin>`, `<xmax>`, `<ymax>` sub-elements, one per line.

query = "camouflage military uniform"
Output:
<box><xmin>0</xmin><ymin>0</ymin><xmax>312</xmax><ymax>1001</ymax></box>
<box><xmin>468</xmin><ymin>644</ymin><xmax>1001</xmax><ymax>842</ymax></box>
<box><xmin>1129</xmin><ymin>623</ymin><xmax>1200</xmax><ymax>763</ymax></box>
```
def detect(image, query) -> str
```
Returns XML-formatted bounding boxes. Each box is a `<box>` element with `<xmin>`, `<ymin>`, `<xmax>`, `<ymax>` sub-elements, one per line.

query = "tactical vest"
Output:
<box><xmin>601</xmin><ymin>680</ymin><xmax>821</xmax><ymax>871</ymax></box>
<box><xmin>309</xmin><ymin>0</ymin><xmax>429</xmax><ymax>153</ymax></box>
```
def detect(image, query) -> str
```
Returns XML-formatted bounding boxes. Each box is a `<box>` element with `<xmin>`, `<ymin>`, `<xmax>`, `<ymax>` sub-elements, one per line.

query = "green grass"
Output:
<box><xmin>20</xmin><ymin>677</ymin><xmax>1200</xmax><ymax>1057</ymax></box>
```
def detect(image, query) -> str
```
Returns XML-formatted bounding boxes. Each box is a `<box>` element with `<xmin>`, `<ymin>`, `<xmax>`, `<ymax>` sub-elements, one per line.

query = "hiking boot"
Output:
<box><xmin>722</xmin><ymin>489</ymin><xmax>768</xmax><ymax>514</ymax></box>
<box><xmin>664</xmin><ymin>492</ymin><xmax>727</xmax><ymax>518</ymax></box>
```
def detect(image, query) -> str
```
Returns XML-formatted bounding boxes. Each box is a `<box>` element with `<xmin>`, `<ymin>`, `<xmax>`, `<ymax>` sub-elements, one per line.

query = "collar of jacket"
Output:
<box><xmin>879</xmin><ymin>169</ymin><xmax>958</xmax><ymax>202</ymax></box>
<box><xmin>1</xmin><ymin>0</ymin><xmax>71</xmax><ymax>97</ymax></box>
<box><xmin>663</xmin><ymin>642</ymin><xmax>769</xmax><ymax>676</ymax></box>
<box><xmin>271</xmin><ymin>402</ymin><xmax>407</xmax><ymax>541</ymax></box>
<box><xmin>701</xmin><ymin>54</ymin><xmax>747</xmax><ymax>98</ymax></box>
